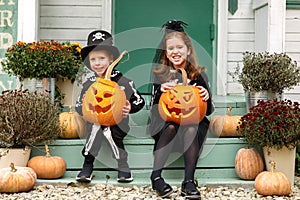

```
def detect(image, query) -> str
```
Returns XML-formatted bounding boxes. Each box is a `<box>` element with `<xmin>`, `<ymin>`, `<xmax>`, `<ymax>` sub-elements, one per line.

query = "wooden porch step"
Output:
<box><xmin>31</xmin><ymin>137</ymin><xmax>249</xmax><ymax>170</ymax></box>
<box><xmin>31</xmin><ymin>95</ymin><xmax>250</xmax><ymax>186</ymax></box>
<box><xmin>31</xmin><ymin>137</ymin><xmax>254</xmax><ymax>186</ymax></box>
<box><xmin>35</xmin><ymin>171</ymin><xmax>254</xmax><ymax>187</ymax></box>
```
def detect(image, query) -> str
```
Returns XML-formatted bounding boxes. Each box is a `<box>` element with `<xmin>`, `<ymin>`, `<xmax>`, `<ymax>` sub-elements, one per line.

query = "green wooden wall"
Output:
<box><xmin>113</xmin><ymin>0</ymin><xmax>214</xmax><ymax>94</ymax></box>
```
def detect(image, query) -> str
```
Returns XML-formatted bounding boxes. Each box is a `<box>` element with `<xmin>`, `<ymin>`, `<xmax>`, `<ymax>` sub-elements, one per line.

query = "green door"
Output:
<box><xmin>113</xmin><ymin>0</ymin><xmax>214</xmax><ymax>94</ymax></box>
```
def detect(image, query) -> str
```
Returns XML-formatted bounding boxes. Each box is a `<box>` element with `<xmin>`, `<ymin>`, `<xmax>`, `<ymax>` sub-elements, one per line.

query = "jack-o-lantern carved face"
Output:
<box><xmin>158</xmin><ymin>85</ymin><xmax>207</xmax><ymax>125</ymax></box>
<box><xmin>82</xmin><ymin>78</ymin><xmax>126</xmax><ymax>126</ymax></box>
<box><xmin>158</xmin><ymin>68</ymin><xmax>207</xmax><ymax>125</ymax></box>
<box><xmin>82</xmin><ymin>51</ymin><xmax>128</xmax><ymax>127</ymax></box>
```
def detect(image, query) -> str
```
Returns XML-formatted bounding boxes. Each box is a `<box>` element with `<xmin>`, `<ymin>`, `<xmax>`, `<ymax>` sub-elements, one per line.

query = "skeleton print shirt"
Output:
<box><xmin>75</xmin><ymin>69</ymin><xmax>145</xmax><ymax>116</ymax></box>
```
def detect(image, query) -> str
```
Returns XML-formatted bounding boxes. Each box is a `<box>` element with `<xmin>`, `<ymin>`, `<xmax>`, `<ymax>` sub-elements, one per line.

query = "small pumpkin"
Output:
<box><xmin>235</xmin><ymin>146</ymin><xmax>264</xmax><ymax>180</ymax></box>
<box><xmin>209</xmin><ymin>107</ymin><xmax>241</xmax><ymax>137</ymax></box>
<box><xmin>27</xmin><ymin>144</ymin><xmax>67</xmax><ymax>179</ymax></box>
<box><xmin>158</xmin><ymin>68</ymin><xmax>207</xmax><ymax>125</ymax></box>
<box><xmin>82</xmin><ymin>51</ymin><xmax>127</xmax><ymax>126</ymax></box>
<box><xmin>59</xmin><ymin>106</ymin><xmax>86</xmax><ymax>138</ymax></box>
<box><xmin>255</xmin><ymin>161</ymin><xmax>291</xmax><ymax>196</ymax></box>
<box><xmin>0</xmin><ymin>162</ymin><xmax>37</xmax><ymax>193</ymax></box>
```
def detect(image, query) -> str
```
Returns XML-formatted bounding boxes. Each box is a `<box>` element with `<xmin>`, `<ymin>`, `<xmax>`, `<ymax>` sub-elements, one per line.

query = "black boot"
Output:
<box><xmin>181</xmin><ymin>180</ymin><xmax>201</xmax><ymax>199</ymax></box>
<box><xmin>117</xmin><ymin>159</ymin><xmax>133</xmax><ymax>182</ymax></box>
<box><xmin>151</xmin><ymin>176</ymin><xmax>173</xmax><ymax>198</ymax></box>
<box><xmin>76</xmin><ymin>155</ymin><xmax>95</xmax><ymax>183</ymax></box>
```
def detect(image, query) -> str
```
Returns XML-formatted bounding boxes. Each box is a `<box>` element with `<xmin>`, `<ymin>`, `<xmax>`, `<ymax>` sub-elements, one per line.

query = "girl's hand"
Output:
<box><xmin>122</xmin><ymin>100</ymin><xmax>131</xmax><ymax>118</ymax></box>
<box><xmin>160</xmin><ymin>80</ymin><xmax>178</xmax><ymax>92</ymax></box>
<box><xmin>196</xmin><ymin>86</ymin><xmax>209</xmax><ymax>101</ymax></box>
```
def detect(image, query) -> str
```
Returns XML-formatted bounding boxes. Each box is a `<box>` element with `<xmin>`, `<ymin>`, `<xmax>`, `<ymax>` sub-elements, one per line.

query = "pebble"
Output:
<box><xmin>0</xmin><ymin>178</ymin><xmax>299</xmax><ymax>200</ymax></box>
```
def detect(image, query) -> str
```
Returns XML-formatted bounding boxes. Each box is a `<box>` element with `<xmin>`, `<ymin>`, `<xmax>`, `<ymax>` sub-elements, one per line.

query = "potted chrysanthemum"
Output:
<box><xmin>237</xmin><ymin>98</ymin><xmax>300</xmax><ymax>185</ymax></box>
<box><xmin>229</xmin><ymin>52</ymin><xmax>300</xmax><ymax>110</ymax></box>
<box><xmin>1</xmin><ymin>40</ymin><xmax>82</xmax><ymax>81</ymax></box>
<box><xmin>1</xmin><ymin>40</ymin><xmax>82</xmax><ymax>105</ymax></box>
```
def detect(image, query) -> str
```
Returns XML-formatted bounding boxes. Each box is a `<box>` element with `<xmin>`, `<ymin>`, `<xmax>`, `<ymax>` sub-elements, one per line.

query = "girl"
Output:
<box><xmin>148</xmin><ymin>20</ymin><xmax>214</xmax><ymax>199</ymax></box>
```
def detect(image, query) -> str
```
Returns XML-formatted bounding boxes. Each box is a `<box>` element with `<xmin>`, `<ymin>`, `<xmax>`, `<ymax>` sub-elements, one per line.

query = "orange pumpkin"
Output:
<box><xmin>209</xmin><ymin>107</ymin><xmax>241</xmax><ymax>137</ymax></box>
<box><xmin>255</xmin><ymin>161</ymin><xmax>291</xmax><ymax>196</ymax></box>
<box><xmin>235</xmin><ymin>146</ymin><xmax>264</xmax><ymax>180</ymax></box>
<box><xmin>0</xmin><ymin>162</ymin><xmax>37</xmax><ymax>193</ymax></box>
<box><xmin>158</xmin><ymin>68</ymin><xmax>207</xmax><ymax>125</ymax></box>
<box><xmin>27</xmin><ymin>144</ymin><xmax>67</xmax><ymax>179</ymax></box>
<box><xmin>59</xmin><ymin>106</ymin><xmax>86</xmax><ymax>138</ymax></box>
<box><xmin>82</xmin><ymin>51</ymin><xmax>127</xmax><ymax>126</ymax></box>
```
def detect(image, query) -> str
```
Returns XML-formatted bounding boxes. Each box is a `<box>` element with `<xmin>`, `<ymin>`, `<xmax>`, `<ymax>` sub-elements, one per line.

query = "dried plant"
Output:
<box><xmin>0</xmin><ymin>89</ymin><xmax>61</xmax><ymax>148</ymax></box>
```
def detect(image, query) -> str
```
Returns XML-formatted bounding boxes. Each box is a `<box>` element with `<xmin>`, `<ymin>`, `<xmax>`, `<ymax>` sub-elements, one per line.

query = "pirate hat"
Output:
<box><xmin>81</xmin><ymin>30</ymin><xmax>120</xmax><ymax>67</ymax></box>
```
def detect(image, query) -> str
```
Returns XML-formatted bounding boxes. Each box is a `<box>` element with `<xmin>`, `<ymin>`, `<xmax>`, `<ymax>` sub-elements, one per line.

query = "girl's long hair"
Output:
<box><xmin>152</xmin><ymin>31</ymin><xmax>205</xmax><ymax>83</ymax></box>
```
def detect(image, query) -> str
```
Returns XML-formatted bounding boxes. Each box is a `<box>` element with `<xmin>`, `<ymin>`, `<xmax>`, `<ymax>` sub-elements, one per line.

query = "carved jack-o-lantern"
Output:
<box><xmin>158</xmin><ymin>68</ymin><xmax>207</xmax><ymax>125</ymax></box>
<box><xmin>82</xmin><ymin>51</ymin><xmax>127</xmax><ymax>126</ymax></box>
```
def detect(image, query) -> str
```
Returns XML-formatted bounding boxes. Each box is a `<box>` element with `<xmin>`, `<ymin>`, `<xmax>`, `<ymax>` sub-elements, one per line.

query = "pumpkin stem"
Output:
<box><xmin>177</xmin><ymin>68</ymin><xmax>188</xmax><ymax>85</ymax></box>
<box><xmin>45</xmin><ymin>143</ymin><xmax>51</xmax><ymax>157</ymax></box>
<box><xmin>270</xmin><ymin>161</ymin><xmax>276</xmax><ymax>173</ymax></box>
<box><xmin>227</xmin><ymin>107</ymin><xmax>232</xmax><ymax>116</ymax></box>
<box><xmin>68</xmin><ymin>105</ymin><xmax>73</xmax><ymax>113</ymax></box>
<box><xmin>10</xmin><ymin>162</ymin><xmax>17</xmax><ymax>172</ymax></box>
<box><xmin>105</xmin><ymin>51</ymin><xmax>128</xmax><ymax>80</ymax></box>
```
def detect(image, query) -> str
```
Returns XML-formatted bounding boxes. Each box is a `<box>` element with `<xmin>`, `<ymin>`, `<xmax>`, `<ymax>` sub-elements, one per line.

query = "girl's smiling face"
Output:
<box><xmin>165</xmin><ymin>36</ymin><xmax>190</xmax><ymax>69</ymax></box>
<box><xmin>89</xmin><ymin>50</ymin><xmax>113</xmax><ymax>77</ymax></box>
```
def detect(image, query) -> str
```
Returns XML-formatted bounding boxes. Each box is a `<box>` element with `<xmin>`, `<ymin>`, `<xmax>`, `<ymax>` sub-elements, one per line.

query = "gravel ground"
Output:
<box><xmin>0</xmin><ymin>177</ymin><xmax>299</xmax><ymax>200</ymax></box>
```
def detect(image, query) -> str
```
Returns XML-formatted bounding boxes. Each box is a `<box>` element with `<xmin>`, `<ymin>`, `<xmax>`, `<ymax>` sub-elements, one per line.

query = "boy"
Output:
<box><xmin>75</xmin><ymin>30</ymin><xmax>145</xmax><ymax>183</ymax></box>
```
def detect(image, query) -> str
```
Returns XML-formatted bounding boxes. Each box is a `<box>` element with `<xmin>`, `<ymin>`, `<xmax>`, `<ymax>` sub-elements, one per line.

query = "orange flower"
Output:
<box><xmin>1</xmin><ymin>40</ymin><xmax>83</xmax><ymax>81</ymax></box>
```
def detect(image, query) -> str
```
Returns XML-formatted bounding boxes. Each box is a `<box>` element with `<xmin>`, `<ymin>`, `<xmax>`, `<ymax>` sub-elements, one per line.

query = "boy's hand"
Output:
<box><xmin>122</xmin><ymin>100</ymin><xmax>131</xmax><ymax>118</ymax></box>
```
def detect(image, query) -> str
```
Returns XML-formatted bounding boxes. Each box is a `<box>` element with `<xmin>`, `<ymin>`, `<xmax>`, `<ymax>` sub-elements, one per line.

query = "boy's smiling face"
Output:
<box><xmin>89</xmin><ymin>50</ymin><xmax>114</xmax><ymax>77</ymax></box>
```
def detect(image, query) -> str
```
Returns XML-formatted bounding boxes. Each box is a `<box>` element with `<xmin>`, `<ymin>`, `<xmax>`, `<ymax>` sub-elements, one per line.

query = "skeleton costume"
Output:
<box><xmin>75</xmin><ymin>30</ymin><xmax>145</xmax><ymax>183</ymax></box>
<box><xmin>76</xmin><ymin>70</ymin><xmax>145</xmax><ymax>159</ymax></box>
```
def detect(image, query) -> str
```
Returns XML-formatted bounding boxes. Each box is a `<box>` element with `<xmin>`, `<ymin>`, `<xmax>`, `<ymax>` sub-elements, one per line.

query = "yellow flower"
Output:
<box><xmin>72</xmin><ymin>42</ymin><xmax>82</xmax><ymax>53</ymax></box>
<box><xmin>76</xmin><ymin>47</ymin><xmax>81</xmax><ymax>53</ymax></box>
<box><xmin>71</xmin><ymin>42</ymin><xmax>81</xmax><ymax>47</ymax></box>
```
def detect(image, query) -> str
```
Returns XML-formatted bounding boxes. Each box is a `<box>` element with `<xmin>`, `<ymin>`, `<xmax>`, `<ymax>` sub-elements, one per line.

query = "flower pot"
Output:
<box><xmin>263</xmin><ymin>146</ymin><xmax>296</xmax><ymax>186</ymax></box>
<box><xmin>245</xmin><ymin>91</ymin><xmax>282</xmax><ymax>112</ymax></box>
<box><xmin>56</xmin><ymin>78</ymin><xmax>74</xmax><ymax>106</ymax></box>
<box><xmin>21</xmin><ymin>78</ymin><xmax>55</xmax><ymax>101</ymax></box>
<box><xmin>0</xmin><ymin>147</ymin><xmax>31</xmax><ymax>168</ymax></box>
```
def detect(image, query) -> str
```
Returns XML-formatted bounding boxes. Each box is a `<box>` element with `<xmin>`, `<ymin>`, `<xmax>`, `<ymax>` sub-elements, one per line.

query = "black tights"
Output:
<box><xmin>151</xmin><ymin>125</ymin><xmax>200</xmax><ymax>181</ymax></box>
